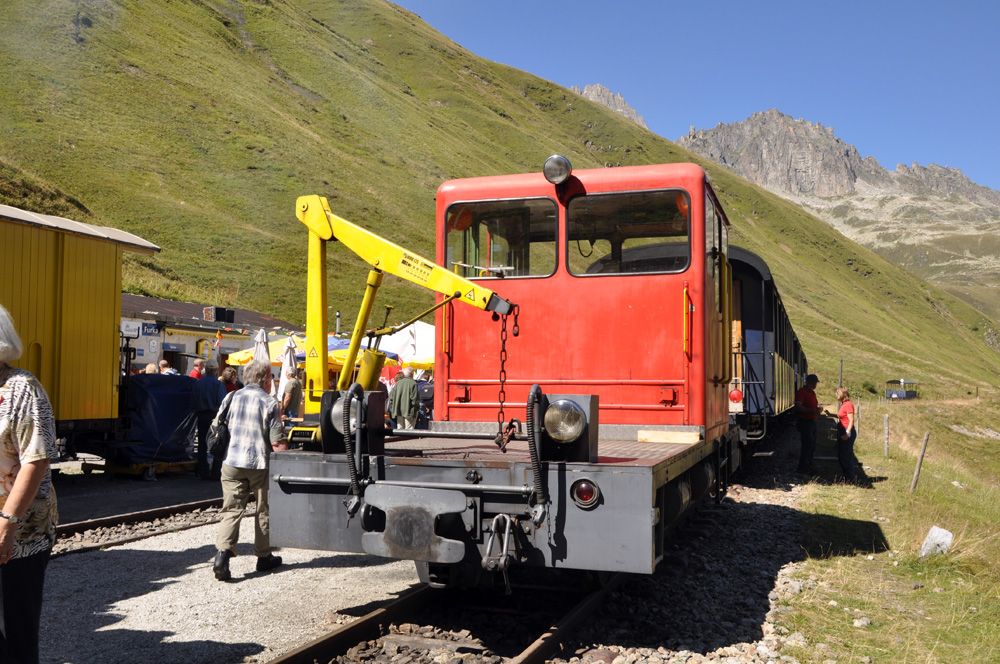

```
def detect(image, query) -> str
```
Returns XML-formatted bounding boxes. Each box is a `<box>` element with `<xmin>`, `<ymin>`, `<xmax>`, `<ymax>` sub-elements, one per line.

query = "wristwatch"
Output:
<box><xmin>0</xmin><ymin>512</ymin><xmax>19</xmax><ymax>524</ymax></box>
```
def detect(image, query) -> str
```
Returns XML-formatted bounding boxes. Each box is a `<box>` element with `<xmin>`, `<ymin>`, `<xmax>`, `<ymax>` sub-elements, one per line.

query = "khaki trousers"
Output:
<box><xmin>215</xmin><ymin>464</ymin><xmax>271</xmax><ymax>558</ymax></box>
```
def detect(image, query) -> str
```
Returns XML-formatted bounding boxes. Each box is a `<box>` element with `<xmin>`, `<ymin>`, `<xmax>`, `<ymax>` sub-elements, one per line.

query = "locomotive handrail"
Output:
<box><xmin>445</xmin><ymin>378</ymin><xmax>686</xmax><ymax>386</ymax></box>
<box><xmin>732</xmin><ymin>348</ymin><xmax>769</xmax><ymax>441</ymax></box>
<box><xmin>273</xmin><ymin>474</ymin><xmax>535</xmax><ymax>497</ymax></box>
<box><xmin>721</xmin><ymin>257</ymin><xmax>733</xmax><ymax>384</ymax></box>
<box><xmin>682</xmin><ymin>286</ymin><xmax>692</xmax><ymax>357</ymax></box>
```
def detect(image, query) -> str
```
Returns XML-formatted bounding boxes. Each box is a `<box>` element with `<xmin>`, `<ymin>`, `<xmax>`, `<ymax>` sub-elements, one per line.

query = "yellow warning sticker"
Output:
<box><xmin>465</xmin><ymin>289</ymin><xmax>476</xmax><ymax>302</ymax></box>
<box><xmin>308</xmin><ymin>347</ymin><xmax>318</xmax><ymax>357</ymax></box>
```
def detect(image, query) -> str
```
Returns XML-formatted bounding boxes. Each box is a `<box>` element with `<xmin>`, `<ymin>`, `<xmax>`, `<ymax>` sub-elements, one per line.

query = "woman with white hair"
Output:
<box><xmin>0</xmin><ymin>304</ymin><xmax>59</xmax><ymax>663</ymax></box>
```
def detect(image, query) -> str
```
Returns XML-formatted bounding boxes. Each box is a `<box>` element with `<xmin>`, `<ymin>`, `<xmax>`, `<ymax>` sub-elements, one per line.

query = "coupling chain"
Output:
<box><xmin>496</xmin><ymin>312</ymin><xmax>508</xmax><ymax>435</ymax></box>
<box><xmin>494</xmin><ymin>305</ymin><xmax>520</xmax><ymax>446</ymax></box>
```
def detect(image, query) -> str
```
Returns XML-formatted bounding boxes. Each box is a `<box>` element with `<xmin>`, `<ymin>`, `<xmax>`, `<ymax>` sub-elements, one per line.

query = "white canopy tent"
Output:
<box><xmin>374</xmin><ymin>321</ymin><xmax>434</xmax><ymax>368</ymax></box>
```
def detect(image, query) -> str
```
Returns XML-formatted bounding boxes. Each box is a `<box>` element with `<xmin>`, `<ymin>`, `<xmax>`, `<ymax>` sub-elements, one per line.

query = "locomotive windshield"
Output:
<box><xmin>445</xmin><ymin>198</ymin><xmax>557</xmax><ymax>279</ymax></box>
<box><xmin>444</xmin><ymin>190</ymin><xmax>689</xmax><ymax>278</ymax></box>
<box><xmin>568</xmin><ymin>189</ymin><xmax>690</xmax><ymax>275</ymax></box>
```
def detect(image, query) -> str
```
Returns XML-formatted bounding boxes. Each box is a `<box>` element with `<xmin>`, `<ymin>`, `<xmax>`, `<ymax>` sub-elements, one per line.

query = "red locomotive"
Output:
<box><xmin>271</xmin><ymin>157</ymin><xmax>805</xmax><ymax>588</ymax></box>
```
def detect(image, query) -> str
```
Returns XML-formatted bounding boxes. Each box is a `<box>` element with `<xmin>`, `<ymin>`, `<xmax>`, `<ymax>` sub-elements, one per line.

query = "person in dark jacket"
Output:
<box><xmin>191</xmin><ymin>361</ymin><xmax>226</xmax><ymax>479</ymax></box>
<box><xmin>389</xmin><ymin>367</ymin><xmax>419</xmax><ymax>429</ymax></box>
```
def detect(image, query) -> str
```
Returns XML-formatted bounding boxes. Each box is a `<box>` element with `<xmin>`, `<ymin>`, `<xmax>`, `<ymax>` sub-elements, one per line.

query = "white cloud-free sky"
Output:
<box><xmin>394</xmin><ymin>0</ymin><xmax>1000</xmax><ymax>191</ymax></box>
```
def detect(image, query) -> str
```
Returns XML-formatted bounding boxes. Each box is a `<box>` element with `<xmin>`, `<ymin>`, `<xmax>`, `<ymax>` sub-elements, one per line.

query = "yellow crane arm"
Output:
<box><xmin>295</xmin><ymin>195</ymin><xmax>515</xmax><ymax>402</ymax></box>
<box><xmin>297</xmin><ymin>195</ymin><xmax>512</xmax><ymax>315</ymax></box>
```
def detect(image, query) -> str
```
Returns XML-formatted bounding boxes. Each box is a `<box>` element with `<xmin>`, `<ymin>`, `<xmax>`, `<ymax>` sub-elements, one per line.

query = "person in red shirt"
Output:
<box><xmin>189</xmin><ymin>358</ymin><xmax>206</xmax><ymax>380</ymax></box>
<box><xmin>794</xmin><ymin>374</ymin><xmax>822</xmax><ymax>475</ymax></box>
<box><xmin>826</xmin><ymin>386</ymin><xmax>857</xmax><ymax>482</ymax></box>
<box><xmin>221</xmin><ymin>366</ymin><xmax>241</xmax><ymax>393</ymax></box>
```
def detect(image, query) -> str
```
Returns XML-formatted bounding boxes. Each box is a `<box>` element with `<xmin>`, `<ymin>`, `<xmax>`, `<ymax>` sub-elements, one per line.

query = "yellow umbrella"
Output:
<box><xmin>329</xmin><ymin>348</ymin><xmax>398</xmax><ymax>367</ymax></box>
<box><xmin>227</xmin><ymin>337</ymin><xmax>401</xmax><ymax>368</ymax></box>
<box><xmin>227</xmin><ymin>336</ymin><xmax>305</xmax><ymax>366</ymax></box>
<box><xmin>403</xmin><ymin>357</ymin><xmax>434</xmax><ymax>370</ymax></box>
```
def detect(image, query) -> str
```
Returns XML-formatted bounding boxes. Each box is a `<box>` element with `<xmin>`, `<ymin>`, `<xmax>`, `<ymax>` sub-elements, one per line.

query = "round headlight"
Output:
<box><xmin>543</xmin><ymin>399</ymin><xmax>586</xmax><ymax>442</ymax></box>
<box><xmin>330</xmin><ymin>396</ymin><xmax>359</xmax><ymax>436</ymax></box>
<box><xmin>543</xmin><ymin>154</ymin><xmax>573</xmax><ymax>185</ymax></box>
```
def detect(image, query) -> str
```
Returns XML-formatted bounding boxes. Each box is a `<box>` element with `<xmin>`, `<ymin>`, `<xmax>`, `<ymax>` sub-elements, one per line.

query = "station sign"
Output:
<box><xmin>120</xmin><ymin>321</ymin><xmax>141</xmax><ymax>338</ymax></box>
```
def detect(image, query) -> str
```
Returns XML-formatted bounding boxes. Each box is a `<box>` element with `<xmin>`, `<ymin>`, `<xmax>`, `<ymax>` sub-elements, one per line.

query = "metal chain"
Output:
<box><xmin>497</xmin><ymin>312</ymin><xmax>508</xmax><ymax>435</ymax></box>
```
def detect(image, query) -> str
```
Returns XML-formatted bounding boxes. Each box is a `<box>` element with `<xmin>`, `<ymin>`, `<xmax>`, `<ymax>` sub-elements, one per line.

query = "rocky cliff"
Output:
<box><xmin>677</xmin><ymin>109</ymin><xmax>1000</xmax><ymax>319</ymax></box>
<box><xmin>571</xmin><ymin>84</ymin><xmax>648</xmax><ymax>130</ymax></box>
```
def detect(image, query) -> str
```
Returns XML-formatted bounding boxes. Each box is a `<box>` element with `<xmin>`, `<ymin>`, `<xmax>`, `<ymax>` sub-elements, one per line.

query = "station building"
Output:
<box><xmin>120</xmin><ymin>294</ymin><xmax>302</xmax><ymax>374</ymax></box>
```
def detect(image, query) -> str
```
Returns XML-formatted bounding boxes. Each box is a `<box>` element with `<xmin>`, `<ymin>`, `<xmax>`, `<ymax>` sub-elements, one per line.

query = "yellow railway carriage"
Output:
<box><xmin>0</xmin><ymin>204</ymin><xmax>159</xmax><ymax>453</ymax></box>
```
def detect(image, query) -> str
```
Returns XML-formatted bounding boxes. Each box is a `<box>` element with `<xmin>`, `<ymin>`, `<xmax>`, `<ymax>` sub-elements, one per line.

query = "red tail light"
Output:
<box><xmin>570</xmin><ymin>479</ymin><xmax>600</xmax><ymax>508</ymax></box>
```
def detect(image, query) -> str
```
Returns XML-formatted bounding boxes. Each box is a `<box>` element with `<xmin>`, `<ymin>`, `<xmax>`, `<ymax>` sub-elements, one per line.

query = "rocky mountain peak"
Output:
<box><xmin>676</xmin><ymin>109</ymin><xmax>1000</xmax><ymax>320</ymax></box>
<box><xmin>678</xmin><ymin>109</ymin><xmax>887</xmax><ymax>197</ymax></box>
<box><xmin>571</xmin><ymin>84</ymin><xmax>648</xmax><ymax>130</ymax></box>
<box><xmin>677</xmin><ymin>109</ymin><xmax>1000</xmax><ymax>205</ymax></box>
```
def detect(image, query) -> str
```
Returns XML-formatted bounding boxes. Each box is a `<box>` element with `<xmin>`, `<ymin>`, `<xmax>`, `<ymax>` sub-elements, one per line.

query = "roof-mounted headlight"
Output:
<box><xmin>543</xmin><ymin>398</ymin><xmax>586</xmax><ymax>442</ymax></box>
<box><xmin>543</xmin><ymin>154</ymin><xmax>573</xmax><ymax>185</ymax></box>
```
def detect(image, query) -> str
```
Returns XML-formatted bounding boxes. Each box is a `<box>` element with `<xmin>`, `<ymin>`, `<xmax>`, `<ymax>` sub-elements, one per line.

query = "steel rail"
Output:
<box><xmin>510</xmin><ymin>572</ymin><xmax>623</xmax><ymax>664</ymax></box>
<box><xmin>264</xmin><ymin>585</ymin><xmax>435</xmax><ymax>664</ymax></box>
<box><xmin>56</xmin><ymin>497</ymin><xmax>223</xmax><ymax>537</ymax></box>
<box><xmin>265</xmin><ymin>573</ymin><xmax>622</xmax><ymax>664</ymax></box>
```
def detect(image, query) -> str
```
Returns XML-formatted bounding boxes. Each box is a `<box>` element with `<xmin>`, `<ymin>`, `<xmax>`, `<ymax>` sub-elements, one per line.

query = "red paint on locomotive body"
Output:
<box><xmin>434</xmin><ymin>163</ymin><xmax>732</xmax><ymax>441</ymax></box>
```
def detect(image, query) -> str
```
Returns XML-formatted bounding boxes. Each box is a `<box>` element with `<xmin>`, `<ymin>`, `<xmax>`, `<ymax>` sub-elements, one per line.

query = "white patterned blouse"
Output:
<box><xmin>0</xmin><ymin>365</ymin><xmax>59</xmax><ymax>558</ymax></box>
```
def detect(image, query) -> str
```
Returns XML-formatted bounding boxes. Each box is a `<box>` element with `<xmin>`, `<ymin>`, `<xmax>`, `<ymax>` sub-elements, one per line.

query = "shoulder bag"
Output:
<box><xmin>208</xmin><ymin>393</ymin><xmax>234</xmax><ymax>460</ymax></box>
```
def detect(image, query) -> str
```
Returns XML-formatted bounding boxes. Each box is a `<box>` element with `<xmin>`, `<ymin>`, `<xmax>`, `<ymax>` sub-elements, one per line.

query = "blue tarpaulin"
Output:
<box><xmin>121</xmin><ymin>373</ymin><xmax>198</xmax><ymax>463</ymax></box>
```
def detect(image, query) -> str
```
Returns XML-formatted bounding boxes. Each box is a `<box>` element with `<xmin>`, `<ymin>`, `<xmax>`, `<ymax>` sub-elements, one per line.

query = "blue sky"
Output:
<box><xmin>393</xmin><ymin>1</ymin><xmax>1000</xmax><ymax>192</ymax></box>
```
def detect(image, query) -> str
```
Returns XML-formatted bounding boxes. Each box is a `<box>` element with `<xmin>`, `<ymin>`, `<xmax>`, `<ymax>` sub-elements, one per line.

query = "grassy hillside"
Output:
<box><xmin>778</xmin><ymin>396</ymin><xmax>1000</xmax><ymax>663</ymax></box>
<box><xmin>2</xmin><ymin>0</ymin><xmax>1000</xmax><ymax>393</ymax></box>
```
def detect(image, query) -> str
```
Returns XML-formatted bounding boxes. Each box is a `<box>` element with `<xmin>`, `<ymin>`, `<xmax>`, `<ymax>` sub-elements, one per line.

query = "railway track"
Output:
<box><xmin>53</xmin><ymin>497</ymin><xmax>224</xmax><ymax>557</ymax></box>
<box><xmin>266</xmin><ymin>572</ymin><xmax>623</xmax><ymax>664</ymax></box>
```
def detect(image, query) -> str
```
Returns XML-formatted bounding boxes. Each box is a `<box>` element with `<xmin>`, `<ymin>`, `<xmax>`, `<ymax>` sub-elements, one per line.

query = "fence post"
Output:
<box><xmin>884</xmin><ymin>414</ymin><xmax>889</xmax><ymax>458</ymax></box>
<box><xmin>910</xmin><ymin>432</ymin><xmax>930</xmax><ymax>493</ymax></box>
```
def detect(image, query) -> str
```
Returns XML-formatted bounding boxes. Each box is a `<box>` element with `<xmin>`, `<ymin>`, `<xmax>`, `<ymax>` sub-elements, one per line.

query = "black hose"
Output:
<box><xmin>525</xmin><ymin>385</ymin><xmax>547</xmax><ymax>505</ymax></box>
<box><xmin>344</xmin><ymin>382</ymin><xmax>364</xmax><ymax>497</ymax></box>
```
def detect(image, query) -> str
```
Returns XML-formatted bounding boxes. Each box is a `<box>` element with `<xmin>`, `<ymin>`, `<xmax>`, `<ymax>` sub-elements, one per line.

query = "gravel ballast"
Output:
<box><xmin>42</xmin><ymin>518</ymin><xmax>418</xmax><ymax>663</ymax></box>
<box><xmin>41</xmin><ymin>424</ymin><xmax>820</xmax><ymax>664</ymax></box>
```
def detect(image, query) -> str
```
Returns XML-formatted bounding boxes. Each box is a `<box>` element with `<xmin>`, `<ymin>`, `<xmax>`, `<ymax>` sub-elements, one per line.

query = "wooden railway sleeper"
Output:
<box><xmin>482</xmin><ymin>513</ymin><xmax>517</xmax><ymax>594</ymax></box>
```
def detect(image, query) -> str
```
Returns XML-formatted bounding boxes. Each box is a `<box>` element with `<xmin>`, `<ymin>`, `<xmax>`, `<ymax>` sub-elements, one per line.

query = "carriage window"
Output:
<box><xmin>445</xmin><ymin>198</ymin><xmax>557</xmax><ymax>279</ymax></box>
<box><xmin>568</xmin><ymin>189</ymin><xmax>690</xmax><ymax>275</ymax></box>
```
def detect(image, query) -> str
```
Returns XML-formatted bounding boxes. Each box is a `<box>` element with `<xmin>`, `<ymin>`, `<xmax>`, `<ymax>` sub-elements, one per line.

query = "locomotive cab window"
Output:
<box><xmin>567</xmin><ymin>189</ymin><xmax>690</xmax><ymax>275</ymax></box>
<box><xmin>445</xmin><ymin>198</ymin><xmax>557</xmax><ymax>279</ymax></box>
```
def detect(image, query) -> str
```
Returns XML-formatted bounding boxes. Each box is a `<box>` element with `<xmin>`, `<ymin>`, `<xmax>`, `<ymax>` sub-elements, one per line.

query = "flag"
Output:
<box><xmin>214</xmin><ymin>329</ymin><xmax>223</xmax><ymax>348</ymax></box>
